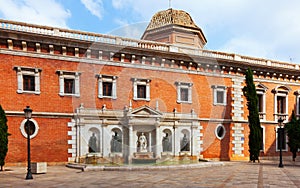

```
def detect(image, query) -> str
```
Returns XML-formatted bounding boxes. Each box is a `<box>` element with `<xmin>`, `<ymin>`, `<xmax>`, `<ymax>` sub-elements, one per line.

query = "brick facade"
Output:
<box><xmin>1</xmin><ymin>11</ymin><xmax>299</xmax><ymax>164</ymax></box>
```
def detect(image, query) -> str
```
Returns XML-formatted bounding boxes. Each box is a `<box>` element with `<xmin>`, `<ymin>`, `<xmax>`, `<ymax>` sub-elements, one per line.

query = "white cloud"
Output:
<box><xmin>80</xmin><ymin>0</ymin><xmax>103</xmax><ymax>20</ymax></box>
<box><xmin>0</xmin><ymin>0</ymin><xmax>71</xmax><ymax>28</ymax></box>
<box><xmin>111</xmin><ymin>0</ymin><xmax>126</xmax><ymax>9</ymax></box>
<box><xmin>108</xmin><ymin>21</ymin><xmax>147</xmax><ymax>39</ymax></box>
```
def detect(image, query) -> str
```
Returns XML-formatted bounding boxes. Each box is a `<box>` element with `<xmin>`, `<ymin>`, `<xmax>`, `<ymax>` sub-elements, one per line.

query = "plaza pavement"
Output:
<box><xmin>1</xmin><ymin>160</ymin><xmax>300</xmax><ymax>187</ymax></box>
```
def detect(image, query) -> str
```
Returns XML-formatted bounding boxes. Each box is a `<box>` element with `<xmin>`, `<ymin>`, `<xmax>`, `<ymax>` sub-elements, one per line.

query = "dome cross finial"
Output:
<box><xmin>169</xmin><ymin>0</ymin><xmax>172</xmax><ymax>8</ymax></box>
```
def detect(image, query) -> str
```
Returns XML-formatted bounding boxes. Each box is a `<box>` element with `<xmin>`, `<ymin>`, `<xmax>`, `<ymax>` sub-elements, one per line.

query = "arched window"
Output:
<box><xmin>272</xmin><ymin>85</ymin><xmax>291</xmax><ymax>121</ymax></box>
<box><xmin>256</xmin><ymin>83</ymin><xmax>268</xmax><ymax>120</ymax></box>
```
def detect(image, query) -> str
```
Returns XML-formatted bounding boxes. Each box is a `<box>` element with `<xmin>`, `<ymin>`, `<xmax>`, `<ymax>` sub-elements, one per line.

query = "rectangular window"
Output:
<box><xmin>23</xmin><ymin>75</ymin><xmax>35</xmax><ymax>91</ymax></box>
<box><xmin>97</xmin><ymin>75</ymin><xmax>117</xmax><ymax>99</ymax></box>
<box><xmin>257</xmin><ymin>94</ymin><xmax>263</xmax><ymax>113</ymax></box>
<box><xmin>132</xmin><ymin>78</ymin><xmax>151</xmax><ymax>101</ymax></box>
<box><xmin>276</xmin><ymin>128</ymin><xmax>287</xmax><ymax>151</ymax></box>
<box><xmin>176</xmin><ymin>82</ymin><xmax>192</xmax><ymax>103</ymax></box>
<box><xmin>64</xmin><ymin>78</ymin><xmax>75</xmax><ymax>94</ymax></box>
<box><xmin>180</xmin><ymin>88</ymin><xmax>189</xmax><ymax>102</ymax></box>
<box><xmin>103</xmin><ymin>82</ymin><xmax>112</xmax><ymax>96</ymax></box>
<box><xmin>277</xmin><ymin>96</ymin><xmax>286</xmax><ymax>114</ymax></box>
<box><xmin>137</xmin><ymin>85</ymin><xmax>146</xmax><ymax>99</ymax></box>
<box><xmin>57</xmin><ymin>70</ymin><xmax>80</xmax><ymax>97</ymax></box>
<box><xmin>260</xmin><ymin>127</ymin><xmax>264</xmax><ymax>151</ymax></box>
<box><xmin>216</xmin><ymin>90</ymin><xmax>224</xmax><ymax>104</ymax></box>
<box><xmin>14</xmin><ymin>66</ymin><xmax>41</xmax><ymax>94</ymax></box>
<box><xmin>212</xmin><ymin>85</ymin><xmax>227</xmax><ymax>105</ymax></box>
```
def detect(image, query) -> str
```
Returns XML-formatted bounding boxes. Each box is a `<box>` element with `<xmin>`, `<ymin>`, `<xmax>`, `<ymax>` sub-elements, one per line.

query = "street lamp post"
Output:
<box><xmin>278</xmin><ymin>116</ymin><xmax>284</xmax><ymax>168</ymax></box>
<box><xmin>24</xmin><ymin>106</ymin><xmax>33</xmax><ymax>180</ymax></box>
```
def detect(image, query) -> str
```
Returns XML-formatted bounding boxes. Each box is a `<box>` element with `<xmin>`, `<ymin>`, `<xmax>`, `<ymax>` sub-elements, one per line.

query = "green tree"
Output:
<box><xmin>243</xmin><ymin>68</ymin><xmax>262</xmax><ymax>162</ymax></box>
<box><xmin>285</xmin><ymin>111</ymin><xmax>300</xmax><ymax>161</ymax></box>
<box><xmin>0</xmin><ymin>105</ymin><xmax>9</xmax><ymax>171</ymax></box>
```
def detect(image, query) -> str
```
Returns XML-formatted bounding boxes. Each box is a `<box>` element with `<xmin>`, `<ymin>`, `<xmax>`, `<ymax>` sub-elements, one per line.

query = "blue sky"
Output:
<box><xmin>1</xmin><ymin>0</ymin><xmax>300</xmax><ymax>63</ymax></box>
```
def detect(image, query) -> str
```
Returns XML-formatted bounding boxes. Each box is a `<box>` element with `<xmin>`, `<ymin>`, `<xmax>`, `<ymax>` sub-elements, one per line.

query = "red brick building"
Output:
<box><xmin>0</xmin><ymin>9</ymin><xmax>298</xmax><ymax>165</ymax></box>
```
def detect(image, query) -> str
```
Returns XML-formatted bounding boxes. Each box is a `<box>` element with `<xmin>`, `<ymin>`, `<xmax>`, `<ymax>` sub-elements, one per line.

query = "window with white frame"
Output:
<box><xmin>57</xmin><ymin>70</ymin><xmax>81</xmax><ymax>97</ymax></box>
<box><xmin>260</xmin><ymin>126</ymin><xmax>265</xmax><ymax>152</ymax></box>
<box><xmin>132</xmin><ymin>78</ymin><xmax>151</xmax><ymax>101</ymax></box>
<box><xmin>176</xmin><ymin>82</ymin><xmax>193</xmax><ymax>103</ymax></box>
<box><xmin>276</xmin><ymin>126</ymin><xmax>287</xmax><ymax>151</ymax></box>
<box><xmin>212</xmin><ymin>85</ymin><xmax>227</xmax><ymax>105</ymax></box>
<box><xmin>97</xmin><ymin>74</ymin><xmax>117</xmax><ymax>99</ymax></box>
<box><xmin>256</xmin><ymin>83</ymin><xmax>268</xmax><ymax>120</ymax></box>
<box><xmin>294</xmin><ymin>90</ymin><xmax>300</xmax><ymax>117</ymax></box>
<box><xmin>14</xmin><ymin>66</ymin><xmax>41</xmax><ymax>94</ymax></box>
<box><xmin>215</xmin><ymin>124</ymin><xmax>226</xmax><ymax>140</ymax></box>
<box><xmin>272</xmin><ymin>86</ymin><xmax>290</xmax><ymax>121</ymax></box>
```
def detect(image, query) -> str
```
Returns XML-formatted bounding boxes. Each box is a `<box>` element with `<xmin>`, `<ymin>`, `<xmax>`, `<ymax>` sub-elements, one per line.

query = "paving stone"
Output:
<box><xmin>1</xmin><ymin>160</ymin><xmax>300</xmax><ymax>187</ymax></box>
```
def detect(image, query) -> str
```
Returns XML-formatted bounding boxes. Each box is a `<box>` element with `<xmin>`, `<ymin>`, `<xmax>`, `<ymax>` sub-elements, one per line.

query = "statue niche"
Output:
<box><xmin>88</xmin><ymin>133</ymin><xmax>98</xmax><ymax>153</ymax></box>
<box><xmin>111</xmin><ymin>131</ymin><xmax>122</xmax><ymax>153</ymax></box>
<box><xmin>180</xmin><ymin>134</ymin><xmax>190</xmax><ymax>151</ymax></box>
<box><xmin>138</xmin><ymin>132</ymin><xmax>147</xmax><ymax>152</ymax></box>
<box><xmin>162</xmin><ymin>133</ymin><xmax>171</xmax><ymax>152</ymax></box>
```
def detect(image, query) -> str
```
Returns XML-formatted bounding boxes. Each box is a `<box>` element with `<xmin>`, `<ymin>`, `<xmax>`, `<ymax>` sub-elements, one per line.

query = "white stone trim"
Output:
<box><xmin>175</xmin><ymin>82</ymin><xmax>193</xmax><ymax>103</ymax></box>
<box><xmin>273</xmin><ymin>87</ymin><xmax>289</xmax><ymax>121</ymax></box>
<box><xmin>56</xmin><ymin>70</ymin><xmax>81</xmax><ymax>97</ymax></box>
<box><xmin>212</xmin><ymin>85</ymin><xmax>227</xmax><ymax>105</ymax></box>
<box><xmin>215</xmin><ymin>124</ymin><xmax>226</xmax><ymax>140</ymax></box>
<box><xmin>231</xmin><ymin>77</ymin><xmax>244</xmax><ymax>121</ymax></box>
<box><xmin>96</xmin><ymin>74</ymin><xmax>117</xmax><ymax>99</ymax></box>
<box><xmin>67</xmin><ymin>121</ymin><xmax>76</xmax><ymax>160</ymax></box>
<box><xmin>132</xmin><ymin>78</ymin><xmax>151</xmax><ymax>101</ymax></box>
<box><xmin>20</xmin><ymin>118</ymin><xmax>39</xmax><ymax>139</ymax></box>
<box><xmin>1</xmin><ymin>50</ymin><xmax>244</xmax><ymax>80</ymax></box>
<box><xmin>14</xmin><ymin>66</ymin><xmax>41</xmax><ymax>94</ymax></box>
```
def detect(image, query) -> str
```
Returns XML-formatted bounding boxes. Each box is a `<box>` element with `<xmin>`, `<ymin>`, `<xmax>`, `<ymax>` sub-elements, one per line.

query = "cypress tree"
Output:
<box><xmin>285</xmin><ymin>111</ymin><xmax>300</xmax><ymax>161</ymax></box>
<box><xmin>0</xmin><ymin>105</ymin><xmax>9</xmax><ymax>171</ymax></box>
<box><xmin>243</xmin><ymin>68</ymin><xmax>262</xmax><ymax>162</ymax></box>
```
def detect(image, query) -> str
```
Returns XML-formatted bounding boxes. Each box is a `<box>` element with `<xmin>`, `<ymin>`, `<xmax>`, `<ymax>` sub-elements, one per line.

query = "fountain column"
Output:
<box><xmin>155</xmin><ymin>126</ymin><xmax>162</xmax><ymax>158</ymax></box>
<box><xmin>128</xmin><ymin>125</ymin><xmax>134</xmax><ymax>163</ymax></box>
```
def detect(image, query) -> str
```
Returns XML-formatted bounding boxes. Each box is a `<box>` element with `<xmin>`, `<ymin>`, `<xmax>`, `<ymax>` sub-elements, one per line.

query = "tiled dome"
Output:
<box><xmin>145</xmin><ymin>8</ymin><xmax>200</xmax><ymax>31</ymax></box>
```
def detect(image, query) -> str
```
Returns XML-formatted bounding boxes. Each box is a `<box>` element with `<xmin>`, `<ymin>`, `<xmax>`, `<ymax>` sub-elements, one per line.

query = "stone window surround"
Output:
<box><xmin>96</xmin><ymin>74</ymin><xmax>118</xmax><ymax>99</ymax></box>
<box><xmin>175</xmin><ymin>82</ymin><xmax>193</xmax><ymax>104</ymax></box>
<box><xmin>272</xmin><ymin>86</ymin><xmax>290</xmax><ymax>121</ymax></box>
<box><xmin>56</xmin><ymin>70</ymin><xmax>81</xmax><ymax>97</ymax></box>
<box><xmin>132</xmin><ymin>78</ymin><xmax>151</xmax><ymax>101</ymax></box>
<box><xmin>14</xmin><ymin>66</ymin><xmax>41</xmax><ymax>95</ymax></box>
<box><xmin>256</xmin><ymin>83</ymin><xmax>268</xmax><ymax>120</ymax></box>
<box><xmin>212</xmin><ymin>85</ymin><xmax>227</xmax><ymax>106</ymax></box>
<box><xmin>294</xmin><ymin>90</ymin><xmax>300</xmax><ymax>117</ymax></box>
<box><xmin>20</xmin><ymin>118</ymin><xmax>39</xmax><ymax>139</ymax></box>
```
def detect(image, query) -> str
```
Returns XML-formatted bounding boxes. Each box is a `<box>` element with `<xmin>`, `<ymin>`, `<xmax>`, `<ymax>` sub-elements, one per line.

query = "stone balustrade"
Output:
<box><xmin>1</xmin><ymin>19</ymin><xmax>299</xmax><ymax>71</ymax></box>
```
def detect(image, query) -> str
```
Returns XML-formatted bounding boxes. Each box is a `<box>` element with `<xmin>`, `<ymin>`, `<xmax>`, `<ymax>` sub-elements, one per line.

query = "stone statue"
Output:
<box><xmin>181</xmin><ymin>134</ymin><xmax>189</xmax><ymax>151</ymax></box>
<box><xmin>88</xmin><ymin>133</ymin><xmax>97</xmax><ymax>153</ymax></box>
<box><xmin>162</xmin><ymin>133</ymin><xmax>171</xmax><ymax>152</ymax></box>
<box><xmin>111</xmin><ymin>132</ymin><xmax>122</xmax><ymax>153</ymax></box>
<box><xmin>139</xmin><ymin>132</ymin><xmax>147</xmax><ymax>152</ymax></box>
